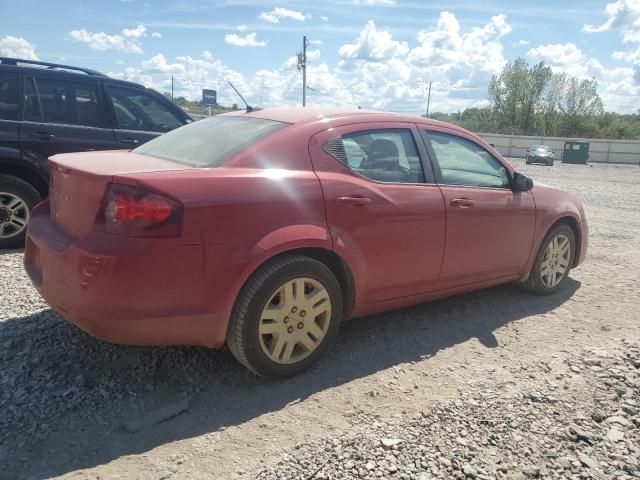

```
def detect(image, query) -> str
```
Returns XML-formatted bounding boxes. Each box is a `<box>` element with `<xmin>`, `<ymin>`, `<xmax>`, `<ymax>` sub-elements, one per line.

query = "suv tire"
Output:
<box><xmin>0</xmin><ymin>175</ymin><xmax>42</xmax><ymax>249</ymax></box>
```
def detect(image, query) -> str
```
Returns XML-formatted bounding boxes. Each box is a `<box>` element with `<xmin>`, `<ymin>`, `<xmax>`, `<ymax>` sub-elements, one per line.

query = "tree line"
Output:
<box><xmin>430</xmin><ymin>58</ymin><xmax>640</xmax><ymax>140</ymax></box>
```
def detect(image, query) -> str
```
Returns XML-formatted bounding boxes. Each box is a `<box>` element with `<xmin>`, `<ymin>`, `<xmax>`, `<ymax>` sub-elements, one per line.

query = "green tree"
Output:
<box><xmin>488</xmin><ymin>58</ymin><xmax>552</xmax><ymax>134</ymax></box>
<box><xmin>557</xmin><ymin>78</ymin><xmax>604</xmax><ymax>136</ymax></box>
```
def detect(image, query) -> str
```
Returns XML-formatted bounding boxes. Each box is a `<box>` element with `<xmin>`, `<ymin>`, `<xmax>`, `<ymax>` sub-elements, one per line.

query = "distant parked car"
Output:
<box><xmin>0</xmin><ymin>57</ymin><xmax>192</xmax><ymax>248</ymax></box>
<box><xmin>24</xmin><ymin>107</ymin><xmax>588</xmax><ymax>378</ymax></box>
<box><xmin>526</xmin><ymin>145</ymin><xmax>555</xmax><ymax>166</ymax></box>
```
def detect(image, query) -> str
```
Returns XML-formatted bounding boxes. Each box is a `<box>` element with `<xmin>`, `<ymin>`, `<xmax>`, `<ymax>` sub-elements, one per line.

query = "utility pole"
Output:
<box><xmin>426</xmin><ymin>81</ymin><xmax>432</xmax><ymax>118</ymax></box>
<box><xmin>297</xmin><ymin>36</ymin><xmax>307</xmax><ymax>107</ymax></box>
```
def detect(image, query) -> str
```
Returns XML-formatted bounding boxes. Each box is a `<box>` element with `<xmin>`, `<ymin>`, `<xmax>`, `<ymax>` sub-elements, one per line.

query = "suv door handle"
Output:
<box><xmin>30</xmin><ymin>131</ymin><xmax>55</xmax><ymax>140</ymax></box>
<box><xmin>450</xmin><ymin>198</ymin><xmax>474</xmax><ymax>208</ymax></box>
<box><xmin>336</xmin><ymin>195</ymin><xmax>372</xmax><ymax>206</ymax></box>
<box><xmin>121</xmin><ymin>138</ymin><xmax>140</xmax><ymax>146</ymax></box>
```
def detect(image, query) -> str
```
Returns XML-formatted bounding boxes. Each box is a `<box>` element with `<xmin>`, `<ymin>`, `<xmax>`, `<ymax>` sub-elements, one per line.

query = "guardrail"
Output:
<box><xmin>477</xmin><ymin>133</ymin><xmax>640</xmax><ymax>165</ymax></box>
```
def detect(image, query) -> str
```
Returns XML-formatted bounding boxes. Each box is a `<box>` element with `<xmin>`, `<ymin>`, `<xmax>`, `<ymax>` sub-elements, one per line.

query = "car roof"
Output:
<box><xmin>0</xmin><ymin>56</ymin><xmax>154</xmax><ymax>90</ymax></box>
<box><xmin>221</xmin><ymin>106</ymin><xmax>457</xmax><ymax>129</ymax></box>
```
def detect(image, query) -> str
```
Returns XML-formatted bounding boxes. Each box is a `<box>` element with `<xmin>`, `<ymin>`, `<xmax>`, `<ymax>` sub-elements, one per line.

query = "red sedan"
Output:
<box><xmin>24</xmin><ymin>108</ymin><xmax>588</xmax><ymax>378</ymax></box>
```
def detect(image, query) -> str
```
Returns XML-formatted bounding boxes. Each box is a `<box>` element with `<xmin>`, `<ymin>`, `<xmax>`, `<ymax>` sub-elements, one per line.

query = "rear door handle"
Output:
<box><xmin>336</xmin><ymin>195</ymin><xmax>372</xmax><ymax>206</ymax></box>
<box><xmin>30</xmin><ymin>131</ymin><xmax>55</xmax><ymax>140</ymax></box>
<box><xmin>121</xmin><ymin>138</ymin><xmax>140</xmax><ymax>146</ymax></box>
<box><xmin>450</xmin><ymin>198</ymin><xmax>474</xmax><ymax>208</ymax></box>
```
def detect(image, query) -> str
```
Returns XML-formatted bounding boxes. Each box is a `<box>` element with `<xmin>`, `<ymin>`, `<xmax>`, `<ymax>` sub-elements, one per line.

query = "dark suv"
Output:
<box><xmin>0</xmin><ymin>57</ymin><xmax>192</xmax><ymax>248</ymax></box>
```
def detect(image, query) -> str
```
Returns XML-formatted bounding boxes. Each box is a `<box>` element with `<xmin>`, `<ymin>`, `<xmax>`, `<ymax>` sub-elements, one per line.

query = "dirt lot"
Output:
<box><xmin>1</xmin><ymin>159</ymin><xmax>639</xmax><ymax>480</ymax></box>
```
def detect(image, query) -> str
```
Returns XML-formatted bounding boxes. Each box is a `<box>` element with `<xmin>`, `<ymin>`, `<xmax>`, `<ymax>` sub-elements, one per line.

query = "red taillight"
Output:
<box><xmin>94</xmin><ymin>184</ymin><xmax>183</xmax><ymax>237</ymax></box>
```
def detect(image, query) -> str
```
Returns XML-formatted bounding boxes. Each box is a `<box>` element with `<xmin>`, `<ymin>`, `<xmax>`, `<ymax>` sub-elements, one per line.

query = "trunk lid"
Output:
<box><xmin>49</xmin><ymin>150</ymin><xmax>190</xmax><ymax>238</ymax></box>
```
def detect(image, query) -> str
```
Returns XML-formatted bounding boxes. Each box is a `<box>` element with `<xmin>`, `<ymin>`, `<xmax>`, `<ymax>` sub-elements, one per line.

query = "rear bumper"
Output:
<box><xmin>528</xmin><ymin>155</ymin><xmax>554</xmax><ymax>163</ymax></box>
<box><xmin>24</xmin><ymin>201</ymin><xmax>232</xmax><ymax>348</ymax></box>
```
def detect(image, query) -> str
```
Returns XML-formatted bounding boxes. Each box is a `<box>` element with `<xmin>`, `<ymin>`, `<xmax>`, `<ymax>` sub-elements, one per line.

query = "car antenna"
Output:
<box><xmin>227</xmin><ymin>81</ymin><xmax>260</xmax><ymax>113</ymax></box>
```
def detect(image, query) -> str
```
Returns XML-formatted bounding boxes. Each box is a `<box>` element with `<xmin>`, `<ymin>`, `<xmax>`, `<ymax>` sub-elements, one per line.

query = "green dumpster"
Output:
<box><xmin>561</xmin><ymin>141</ymin><xmax>590</xmax><ymax>164</ymax></box>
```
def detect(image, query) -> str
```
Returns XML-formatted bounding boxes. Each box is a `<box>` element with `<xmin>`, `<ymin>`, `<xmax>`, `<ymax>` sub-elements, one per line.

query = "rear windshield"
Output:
<box><xmin>134</xmin><ymin>116</ymin><xmax>288</xmax><ymax>167</ymax></box>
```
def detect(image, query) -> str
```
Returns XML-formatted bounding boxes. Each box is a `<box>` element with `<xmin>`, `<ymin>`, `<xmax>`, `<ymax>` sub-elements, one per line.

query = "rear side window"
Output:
<box><xmin>323</xmin><ymin>129</ymin><xmax>425</xmax><ymax>184</ymax></box>
<box><xmin>22</xmin><ymin>76</ymin><xmax>110</xmax><ymax>128</ymax></box>
<box><xmin>0</xmin><ymin>72</ymin><xmax>19</xmax><ymax>121</ymax></box>
<box><xmin>134</xmin><ymin>116</ymin><xmax>288</xmax><ymax>167</ymax></box>
<box><xmin>108</xmin><ymin>85</ymin><xmax>184</xmax><ymax>132</ymax></box>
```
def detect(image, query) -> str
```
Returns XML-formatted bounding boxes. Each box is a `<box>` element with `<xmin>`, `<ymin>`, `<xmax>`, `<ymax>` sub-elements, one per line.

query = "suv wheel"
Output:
<box><xmin>226</xmin><ymin>255</ymin><xmax>343</xmax><ymax>378</ymax></box>
<box><xmin>0</xmin><ymin>175</ymin><xmax>42</xmax><ymax>249</ymax></box>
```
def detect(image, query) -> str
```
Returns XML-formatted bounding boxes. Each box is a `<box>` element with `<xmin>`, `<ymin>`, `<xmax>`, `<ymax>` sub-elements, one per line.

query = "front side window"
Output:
<box><xmin>108</xmin><ymin>85</ymin><xmax>184</xmax><ymax>132</ymax></box>
<box><xmin>426</xmin><ymin>131</ymin><xmax>510</xmax><ymax>188</ymax></box>
<box><xmin>0</xmin><ymin>72</ymin><xmax>19</xmax><ymax>121</ymax></box>
<box><xmin>22</xmin><ymin>76</ymin><xmax>109</xmax><ymax>128</ymax></box>
<box><xmin>324</xmin><ymin>129</ymin><xmax>425</xmax><ymax>184</ymax></box>
<box><xmin>134</xmin><ymin>116</ymin><xmax>288</xmax><ymax>167</ymax></box>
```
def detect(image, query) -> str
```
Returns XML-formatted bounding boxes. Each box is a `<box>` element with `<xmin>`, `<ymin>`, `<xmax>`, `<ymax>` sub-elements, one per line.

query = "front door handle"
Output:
<box><xmin>30</xmin><ymin>131</ymin><xmax>55</xmax><ymax>141</ymax></box>
<box><xmin>450</xmin><ymin>198</ymin><xmax>474</xmax><ymax>208</ymax></box>
<box><xmin>336</xmin><ymin>195</ymin><xmax>372</xmax><ymax>206</ymax></box>
<box><xmin>121</xmin><ymin>138</ymin><xmax>140</xmax><ymax>146</ymax></box>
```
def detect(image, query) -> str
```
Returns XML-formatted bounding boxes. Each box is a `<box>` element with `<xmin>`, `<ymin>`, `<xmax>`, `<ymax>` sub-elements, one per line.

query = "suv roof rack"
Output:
<box><xmin>0</xmin><ymin>57</ymin><xmax>107</xmax><ymax>77</ymax></box>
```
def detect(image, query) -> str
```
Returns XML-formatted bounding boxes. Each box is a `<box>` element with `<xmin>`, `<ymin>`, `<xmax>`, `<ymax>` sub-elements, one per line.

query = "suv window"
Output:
<box><xmin>22</xmin><ymin>76</ymin><xmax>110</xmax><ymax>128</ymax></box>
<box><xmin>324</xmin><ymin>129</ymin><xmax>425</xmax><ymax>184</ymax></box>
<box><xmin>108</xmin><ymin>85</ymin><xmax>183</xmax><ymax>133</ymax></box>
<box><xmin>425</xmin><ymin>131</ymin><xmax>510</xmax><ymax>188</ymax></box>
<box><xmin>0</xmin><ymin>72</ymin><xmax>19</xmax><ymax>121</ymax></box>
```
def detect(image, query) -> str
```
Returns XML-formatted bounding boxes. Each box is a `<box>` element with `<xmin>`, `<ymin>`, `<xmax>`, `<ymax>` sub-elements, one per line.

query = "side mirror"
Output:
<box><xmin>513</xmin><ymin>172</ymin><xmax>533</xmax><ymax>192</ymax></box>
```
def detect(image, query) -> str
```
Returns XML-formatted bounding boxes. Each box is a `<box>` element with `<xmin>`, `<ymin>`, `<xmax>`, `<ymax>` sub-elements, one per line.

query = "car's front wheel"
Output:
<box><xmin>0</xmin><ymin>175</ymin><xmax>42</xmax><ymax>249</ymax></box>
<box><xmin>522</xmin><ymin>224</ymin><xmax>575</xmax><ymax>295</ymax></box>
<box><xmin>226</xmin><ymin>255</ymin><xmax>343</xmax><ymax>378</ymax></box>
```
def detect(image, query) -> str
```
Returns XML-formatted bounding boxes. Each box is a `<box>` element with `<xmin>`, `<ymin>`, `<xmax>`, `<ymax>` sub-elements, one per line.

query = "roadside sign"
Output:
<box><xmin>202</xmin><ymin>89</ymin><xmax>217</xmax><ymax>106</ymax></box>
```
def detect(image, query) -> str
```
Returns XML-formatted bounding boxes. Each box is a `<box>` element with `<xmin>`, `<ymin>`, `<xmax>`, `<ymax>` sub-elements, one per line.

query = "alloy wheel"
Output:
<box><xmin>0</xmin><ymin>192</ymin><xmax>30</xmax><ymax>239</ymax></box>
<box><xmin>540</xmin><ymin>234</ymin><xmax>571</xmax><ymax>288</ymax></box>
<box><xmin>258</xmin><ymin>277</ymin><xmax>332</xmax><ymax>365</ymax></box>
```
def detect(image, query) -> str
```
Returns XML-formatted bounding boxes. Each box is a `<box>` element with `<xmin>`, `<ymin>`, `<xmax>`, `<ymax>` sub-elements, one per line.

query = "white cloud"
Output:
<box><xmin>409</xmin><ymin>13</ymin><xmax>511</xmax><ymax>74</ymax></box>
<box><xmin>528</xmin><ymin>43</ymin><xmax>588</xmax><ymax>69</ymax></box>
<box><xmin>0</xmin><ymin>36</ymin><xmax>38</xmax><ymax>60</ymax></box>
<box><xmin>353</xmin><ymin>0</ymin><xmax>396</xmax><ymax>4</ymax></box>
<box><xmin>512</xmin><ymin>40</ymin><xmax>530</xmax><ymax>46</ymax></box>
<box><xmin>320</xmin><ymin>16</ymin><xmax>328</xmax><ymax>22</ymax></box>
<box><xmin>258</xmin><ymin>7</ymin><xmax>309</xmax><ymax>23</ymax></box>
<box><xmin>141</xmin><ymin>53</ymin><xmax>186</xmax><ymax>73</ymax></box>
<box><xmin>583</xmin><ymin>0</ymin><xmax>640</xmax><ymax>33</ymax></box>
<box><xmin>68</xmin><ymin>24</ymin><xmax>147</xmax><ymax>53</ymax></box>
<box><xmin>237</xmin><ymin>25</ymin><xmax>248</xmax><ymax>31</ymax></box>
<box><xmin>224</xmin><ymin>32</ymin><xmax>268</xmax><ymax>47</ymax></box>
<box><xmin>151</xmin><ymin>32</ymin><xmax>162</xmax><ymax>38</ymax></box>
<box><xmin>309</xmin><ymin>39</ymin><xmax>323</xmax><ymax>45</ymax></box>
<box><xmin>338</xmin><ymin>20</ymin><xmax>409</xmax><ymax>66</ymax></box>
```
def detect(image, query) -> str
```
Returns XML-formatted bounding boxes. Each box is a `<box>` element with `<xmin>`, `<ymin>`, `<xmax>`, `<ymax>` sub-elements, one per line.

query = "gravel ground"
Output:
<box><xmin>0</xmin><ymin>158</ymin><xmax>639</xmax><ymax>480</ymax></box>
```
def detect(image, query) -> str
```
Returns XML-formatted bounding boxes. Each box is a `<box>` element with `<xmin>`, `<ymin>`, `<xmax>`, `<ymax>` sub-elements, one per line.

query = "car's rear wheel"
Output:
<box><xmin>522</xmin><ymin>224</ymin><xmax>575</xmax><ymax>295</ymax></box>
<box><xmin>226</xmin><ymin>255</ymin><xmax>343</xmax><ymax>378</ymax></box>
<box><xmin>0</xmin><ymin>175</ymin><xmax>42</xmax><ymax>249</ymax></box>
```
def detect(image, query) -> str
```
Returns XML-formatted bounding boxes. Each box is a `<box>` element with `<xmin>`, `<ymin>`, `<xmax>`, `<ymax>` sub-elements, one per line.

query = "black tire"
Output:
<box><xmin>522</xmin><ymin>223</ymin><xmax>575</xmax><ymax>296</ymax></box>
<box><xmin>0</xmin><ymin>175</ymin><xmax>42</xmax><ymax>249</ymax></box>
<box><xmin>226</xmin><ymin>255</ymin><xmax>343</xmax><ymax>378</ymax></box>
